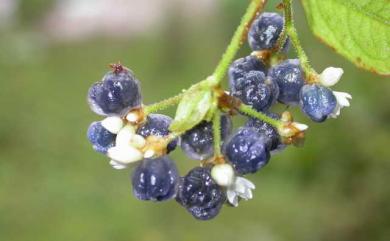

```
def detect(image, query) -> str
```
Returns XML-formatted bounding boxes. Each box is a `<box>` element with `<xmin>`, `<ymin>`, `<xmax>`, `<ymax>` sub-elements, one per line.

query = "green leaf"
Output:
<box><xmin>301</xmin><ymin>0</ymin><xmax>390</xmax><ymax>75</ymax></box>
<box><xmin>170</xmin><ymin>86</ymin><xmax>213</xmax><ymax>133</ymax></box>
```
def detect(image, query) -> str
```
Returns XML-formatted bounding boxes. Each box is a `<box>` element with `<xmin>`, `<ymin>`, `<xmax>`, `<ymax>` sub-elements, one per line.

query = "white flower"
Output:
<box><xmin>211</xmin><ymin>164</ymin><xmax>235</xmax><ymax>187</ymax></box>
<box><xmin>319</xmin><ymin>67</ymin><xmax>344</xmax><ymax>87</ymax></box>
<box><xmin>292</xmin><ymin>122</ymin><xmax>308</xmax><ymax>132</ymax></box>
<box><xmin>329</xmin><ymin>91</ymin><xmax>352</xmax><ymax>118</ymax></box>
<box><xmin>226</xmin><ymin>177</ymin><xmax>255</xmax><ymax>207</ymax></box>
<box><xmin>107</xmin><ymin>145</ymin><xmax>143</xmax><ymax>164</ymax></box>
<box><xmin>115</xmin><ymin>124</ymin><xmax>136</xmax><ymax>147</ymax></box>
<box><xmin>101</xmin><ymin>116</ymin><xmax>124</xmax><ymax>134</ymax></box>
<box><xmin>126</xmin><ymin>112</ymin><xmax>138</xmax><ymax>123</ymax></box>
<box><xmin>278</xmin><ymin>121</ymin><xmax>308</xmax><ymax>138</ymax></box>
<box><xmin>106</xmin><ymin>124</ymin><xmax>144</xmax><ymax>168</ymax></box>
<box><xmin>109</xmin><ymin>160</ymin><xmax>128</xmax><ymax>170</ymax></box>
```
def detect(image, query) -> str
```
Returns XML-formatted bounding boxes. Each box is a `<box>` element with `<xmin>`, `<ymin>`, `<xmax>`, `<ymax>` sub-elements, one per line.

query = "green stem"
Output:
<box><xmin>282</xmin><ymin>0</ymin><xmax>318</xmax><ymax>82</ymax></box>
<box><xmin>209</xmin><ymin>0</ymin><xmax>268</xmax><ymax>86</ymax></box>
<box><xmin>144</xmin><ymin>93</ymin><xmax>184</xmax><ymax>114</ymax></box>
<box><xmin>212</xmin><ymin>112</ymin><xmax>222</xmax><ymax>157</ymax></box>
<box><xmin>238</xmin><ymin>103</ymin><xmax>282</xmax><ymax>129</ymax></box>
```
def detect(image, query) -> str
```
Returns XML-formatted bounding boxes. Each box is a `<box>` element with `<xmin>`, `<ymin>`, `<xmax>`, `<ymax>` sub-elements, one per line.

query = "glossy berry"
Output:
<box><xmin>87</xmin><ymin>121</ymin><xmax>116</xmax><ymax>154</ymax></box>
<box><xmin>300</xmin><ymin>84</ymin><xmax>337</xmax><ymax>122</ymax></box>
<box><xmin>132</xmin><ymin>156</ymin><xmax>179</xmax><ymax>201</ymax></box>
<box><xmin>248</xmin><ymin>12</ymin><xmax>289</xmax><ymax>51</ymax></box>
<box><xmin>268</xmin><ymin>59</ymin><xmax>304</xmax><ymax>105</ymax></box>
<box><xmin>137</xmin><ymin>114</ymin><xmax>177</xmax><ymax>152</ymax></box>
<box><xmin>88</xmin><ymin>65</ymin><xmax>142</xmax><ymax>117</ymax></box>
<box><xmin>229</xmin><ymin>55</ymin><xmax>267</xmax><ymax>92</ymax></box>
<box><xmin>223</xmin><ymin>127</ymin><xmax>270</xmax><ymax>175</ymax></box>
<box><xmin>176</xmin><ymin>167</ymin><xmax>226</xmax><ymax>220</ymax></box>
<box><xmin>245</xmin><ymin>113</ymin><xmax>281</xmax><ymax>151</ymax></box>
<box><xmin>181</xmin><ymin>115</ymin><xmax>232</xmax><ymax>160</ymax></box>
<box><xmin>230</xmin><ymin>71</ymin><xmax>279</xmax><ymax>112</ymax></box>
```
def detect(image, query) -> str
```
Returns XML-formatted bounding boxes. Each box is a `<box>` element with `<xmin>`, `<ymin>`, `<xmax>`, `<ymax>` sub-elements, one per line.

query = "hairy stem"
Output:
<box><xmin>209</xmin><ymin>0</ymin><xmax>268</xmax><ymax>86</ymax></box>
<box><xmin>144</xmin><ymin>93</ymin><xmax>184</xmax><ymax>114</ymax></box>
<box><xmin>212</xmin><ymin>112</ymin><xmax>222</xmax><ymax>157</ymax></box>
<box><xmin>238</xmin><ymin>104</ymin><xmax>282</xmax><ymax>128</ymax></box>
<box><xmin>282</xmin><ymin>0</ymin><xmax>318</xmax><ymax>82</ymax></box>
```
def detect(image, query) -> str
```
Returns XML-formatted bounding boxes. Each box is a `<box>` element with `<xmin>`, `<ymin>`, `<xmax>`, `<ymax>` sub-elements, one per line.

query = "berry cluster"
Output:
<box><xmin>86</xmin><ymin>11</ymin><xmax>351</xmax><ymax>220</ymax></box>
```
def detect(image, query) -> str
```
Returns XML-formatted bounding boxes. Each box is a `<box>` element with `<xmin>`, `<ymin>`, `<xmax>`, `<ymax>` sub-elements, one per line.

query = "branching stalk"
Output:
<box><xmin>209</xmin><ymin>0</ymin><xmax>268</xmax><ymax>86</ymax></box>
<box><xmin>212</xmin><ymin>112</ymin><xmax>222</xmax><ymax>157</ymax></box>
<box><xmin>282</xmin><ymin>0</ymin><xmax>318</xmax><ymax>82</ymax></box>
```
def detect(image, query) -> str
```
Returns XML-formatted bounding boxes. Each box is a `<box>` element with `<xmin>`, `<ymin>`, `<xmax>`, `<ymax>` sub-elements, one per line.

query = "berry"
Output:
<box><xmin>132</xmin><ymin>156</ymin><xmax>179</xmax><ymax>201</ymax></box>
<box><xmin>299</xmin><ymin>84</ymin><xmax>337</xmax><ymax>122</ymax></box>
<box><xmin>229</xmin><ymin>55</ymin><xmax>267</xmax><ymax>91</ymax></box>
<box><xmin>268</xmin><ymin>59</ymin><xmax>305</xmax><ymax>105</ymax></box>
<box><xmin>248</xmin><ymin>12</ymin><xmax>289</xmax><ymax>51</ymax></box>
<box><xmin>176</xmin><ymin>167</ymin><xmax>226</xmax><ymax>220</ymax></box>
<box><xmin>88</xmin><ymin>65</ymin><xmax>142</xmax><ymax>117</ymax></box>
<box><xmin>181</xmin><ymin>115</ymin><xmax>232</xmax><ymax>160</ymax></box>
<box><xmin>230</xmin><ymin>70</ymin><xmax>279</xmax><ymax>111</ymax></box>
<box><xmin>136</xmin><ymin>114</ymin><xmax>177</xmax><ymax>152</ymax></box>
<box><xmin>245</xmin><ymin>113</ymin><xmax>281</xmax><ymax>151</ymax></box>
<box><xmin>87</xmin><ymin>121</ymin><xmax>116</xmax><ymax>154</ymax></box>
<box><xmin>223</xmin><ymin>127</ymin><xmax>270</xmax><ymax>175</ymax></box>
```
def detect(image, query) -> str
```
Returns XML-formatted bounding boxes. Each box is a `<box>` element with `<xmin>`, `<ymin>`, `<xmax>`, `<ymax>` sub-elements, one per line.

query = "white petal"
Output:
<box><xmin>330</xmin><ymin>91</ymin><xmax>352</xmax><ymax>118</ymax></box>
<box><xmin>293</xmin><ymin>123</ymin><xmax>309</xmax><ymax>131</ymax></box>
<box><xmin>107</xmin><ymin>146</ymin><xmax>143</xmax><ymax>164</ymax></box>
<box><xmin>101</xmin><ymin>116</ymin><xmax>124</xmax><ymax>134</ymax></box>
<box><xmin>143</xmin><ymin>149</ymin><xmax>155</xmax><ymax>158</ymax></box>
<box><xmin>211</xmin><ymin>164</ymin><xmax>235</xmax><ymax>186</ymax></box>
<box><xmin>320</xmin><ymin>67</ymin><xmax>344</xmax><ymax>87</ymax></box>
<box><xmin>109</xmin><ymin>160</ymin><xmax>128</xmax><ymax>170</ymax></box>
<box><xmin>333</xmin><ymin>91</ymin><xmax>352</xmax><ymax>107</ymax></box>
<box><xmin>236</xmin><ymin>177</ymin><xmax>255</xmax><ymax>190</ymax></box>
<box><xmin>130</xmin><ymin>134</ymin><xmax>146</xmax><ymax>149</ymax></box>
<box><xmin>227</xmin><ymin>190</ymin><xmax>239</xmax><ymax>207</ymax></box>
<box><xmin>126</xmin><ymin>113</ymin><xmax>138</xmax><ymax>123</ymax></box>
<box><xmin>115</xmin><ymin>124</ymin><xmax>135</xmax><ymax>147</ymax></box>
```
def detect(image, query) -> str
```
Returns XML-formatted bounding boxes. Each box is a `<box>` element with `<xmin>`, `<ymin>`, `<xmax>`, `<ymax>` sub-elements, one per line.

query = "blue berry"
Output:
<box><xmin>87</xmin><ymin>121</ymin><xmax>116</xmax><ymax>154</ymax></box>
<box><xmin>268</xmin><ymin>59</ymin><xmax>305</xmax><ymax>105</ymax></box>
<box><xmin>245</xmin><ymin>113</ymin><xmax>281</xmax><ymax>151</ymax></box>
<box><xmin>229</xmin><ymin>55</ymin><xmax>267</xmax><ymax>92</ymax></box>
<box><xmin>137</xmin><ymin>114</ymin><xmax>177</xmax><ymax>153</ymax></box>
<box><xmin>181</xmin><ymin>115</ymin><xmax>232</xmax><ymax>160</ymax></box>
<box><xmin>248</xmin><ymin>12</ymin><xmax>289</xmax><ymax>51</ymax></box>
<box><xmin>299</xmin><ymin>84</ymin><xmax>337</xmax><ymax>122</ymax></box>
<box><xmin>88</xmin><ymin>65</ymin><xmax>142</xmax><ymax>117</ymax></box>
<box><xmin>176</xmin><ymin>167</ymin><xmax>226</xmax><ymax>220</ymax></box>
<box><xmin>223</xmin><ymin>127</ymin><xmax>270</xmax><ymax>175</ymax></box>
<box><xmin>132</xmin><ymin>156</ymin><xmax>179</xmax><ymax>201</ymax></box>
<box><xmin>230</xmin><ymin>71</ymin><xmax>279</xmax><ymax>112</ymax></box>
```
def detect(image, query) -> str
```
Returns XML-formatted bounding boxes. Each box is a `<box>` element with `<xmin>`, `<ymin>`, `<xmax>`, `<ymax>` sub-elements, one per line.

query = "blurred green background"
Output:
<box><xmin>0</xmin><ymin>1</ymin><xmax>389</xmax><ymax>241</ymax></box>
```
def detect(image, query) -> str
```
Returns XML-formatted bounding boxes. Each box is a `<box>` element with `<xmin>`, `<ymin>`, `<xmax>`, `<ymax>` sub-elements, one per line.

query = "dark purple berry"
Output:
<box><xmin>248</xmin><ymin>12</ymin><xmax>289</xmax><ymax>51</ymax></box>
<box><xmin>299</xmin><ymin>84</ymin><xmax>337</xmax><ymax>122</ymax></box>
<box><xmin>229</xmin><ymin>55</ymin><xmax>267</xmax><ymax>92</ymax></box>
<box><xmin>230</xmin><ymin>71</ymin><xmax>279</xmax><ymax>112</ymax></box>
<box><xmin>223</xmin><ymin>127</ymin><xmax>270</xmax><ymax>175</ymax></box>
<box><xmin>181</xmin><ymin>115</ymin><xmax>232</xmax><ymax>160</ymax></box>
<box><xmin>88</xmin><ymin>65</ymin><xmax>142</xmax><ymax>117</ymax></box>
<box><xmin>132</xmin><ymin>156</ymin><xmax>179</xmax><ymax>201</ymax></box>
<box><xmin>136</xmin><ymin>114</ymin><xmax>177</xmax><ymax>153</ymax></box>
<box><xmin>245</xmin><ymin>113</ymin><xmax>282</xmax><ymax>151</ymax></box>
<box><xmin>176</xmin><ymin>167</ymin><xmax>226</xmax><ymax>220</ymax></box>
<box><xmin>87</xmin><ymin>121</ymin><xmax>115</xmax><ymax>154</ymax></box>
<box><xmin>268</xmin><ymin>59</ymin><xmax>305</xmax><ymax>105</ymax></box>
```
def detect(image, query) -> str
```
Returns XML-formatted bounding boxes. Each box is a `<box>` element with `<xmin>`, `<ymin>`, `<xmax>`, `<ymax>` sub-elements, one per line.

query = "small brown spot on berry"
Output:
<box><xmin>109</xmin><ymin>62</ymin><xmax>124</xmax><ymax>74</ymax></box>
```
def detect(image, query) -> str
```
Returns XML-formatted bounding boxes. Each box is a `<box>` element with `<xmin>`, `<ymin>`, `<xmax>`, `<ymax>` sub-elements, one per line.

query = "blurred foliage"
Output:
<box><xmin>0</xmin><ymin>1</ymin><xmax>389</xmax><ymax>241</ymax></box>
<box><xmin>18</xmin><ymin>0</ymin><xmax>54</xmax><ymax>25</ymax></box>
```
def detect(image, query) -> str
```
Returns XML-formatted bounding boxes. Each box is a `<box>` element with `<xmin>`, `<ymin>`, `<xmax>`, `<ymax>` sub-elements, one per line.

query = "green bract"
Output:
<box><xmin>170</xmin><ymin>85</ymin><xmax>214</xmax><ymax>133</ymax></box>
<box><xmin>302</xmin><ymin>0</ymin><xmax>390</xmax><ymax>75</ymax></box>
